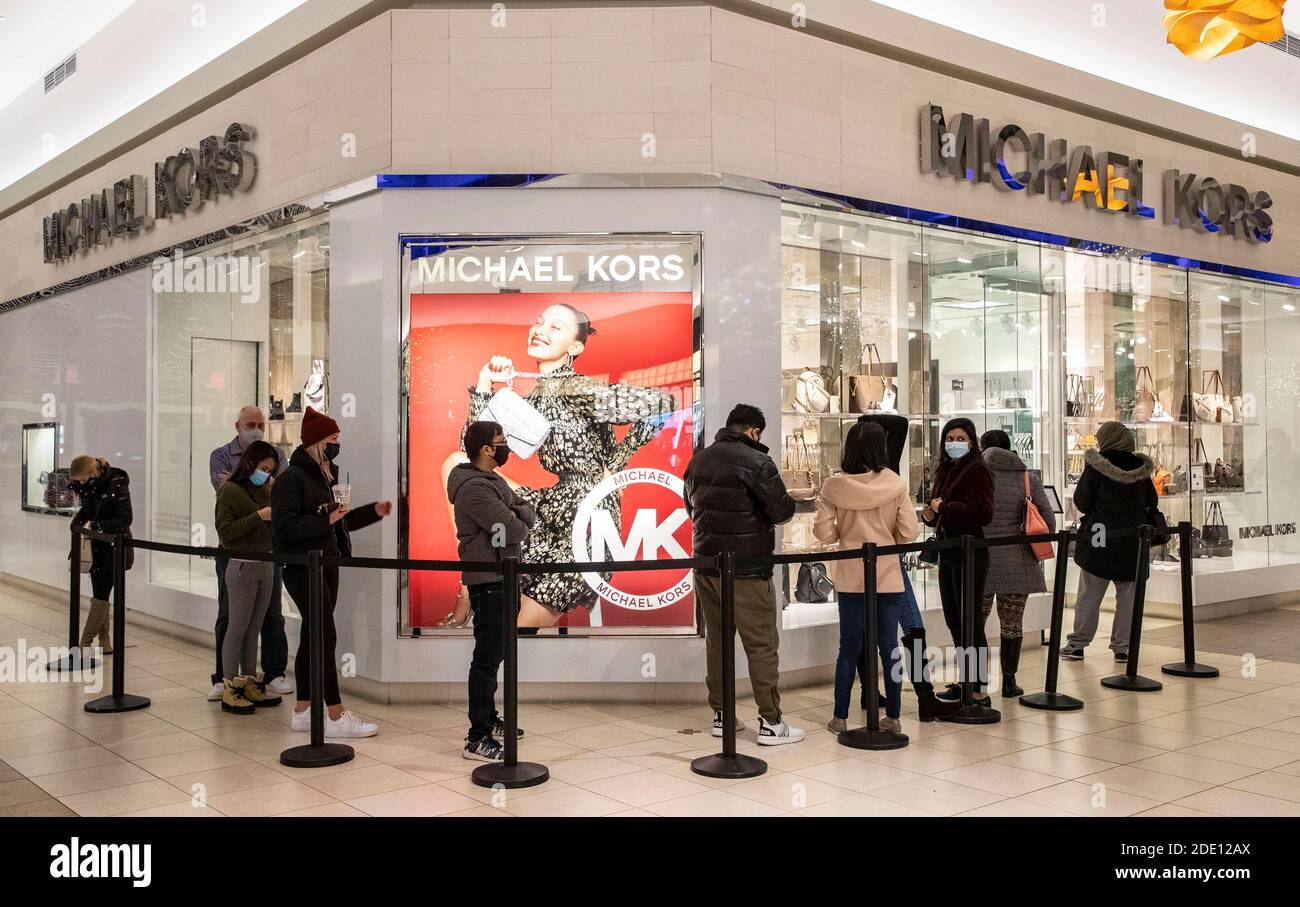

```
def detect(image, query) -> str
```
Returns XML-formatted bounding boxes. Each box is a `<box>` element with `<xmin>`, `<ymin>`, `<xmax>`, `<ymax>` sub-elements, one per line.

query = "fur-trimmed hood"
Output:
<box><xmin>1084</xmin><ymin>448</ymin><xmax>1153</xmax><ymax>484</ymax></box>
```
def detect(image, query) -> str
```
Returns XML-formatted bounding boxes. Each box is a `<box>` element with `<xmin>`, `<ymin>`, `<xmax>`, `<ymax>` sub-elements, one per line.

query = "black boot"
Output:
<box><xmin>855</xmin><ymin>643</ymin><xmax>886</xmax><ymax>709</ymax></box>
<box><xmin>1000</xmin><ymin>636</ymin><xmax>1023</xmax><ymax>698</ymax></box>
<box><xmin>902</xmin><ymin>629</ymin><xmax>961</xmax><ymax>721</ymax></box>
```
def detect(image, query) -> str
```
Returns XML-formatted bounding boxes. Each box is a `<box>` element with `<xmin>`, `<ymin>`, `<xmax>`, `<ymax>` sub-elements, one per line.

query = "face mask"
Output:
<box><xmin>945</xmin><ymin>441</ymin><xmax>970</xmax><ymax>460</ymax></box>
<box><xmin>324</xmin><ymin>442</ymin><xmax>340</xmax><ymax>461</ymax></box>
<box><xmin>240</xmin><ymin>428</ymin><xmax>264</xmax><ymax>445</ymax></box>
<box><xmin>249</xmin><ymin>469</ymin><xmax>271</xmax><ymax>487</ymax></box>
<box><xmin>493</xmin><ymin>444</ymin><xmax>510</xmax><ymax>467</ymax></box>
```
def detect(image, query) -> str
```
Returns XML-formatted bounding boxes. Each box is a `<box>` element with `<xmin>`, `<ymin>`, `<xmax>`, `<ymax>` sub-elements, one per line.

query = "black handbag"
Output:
<box><xmin>795</xmin><ymin>562</ymin><xmax>834</xmax><ymax>603</ymax></box>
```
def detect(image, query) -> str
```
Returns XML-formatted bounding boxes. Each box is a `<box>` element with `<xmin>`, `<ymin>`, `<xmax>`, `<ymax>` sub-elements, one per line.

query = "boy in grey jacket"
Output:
<box><xmin>448</xmin><ymin>420</ymin><xmax>536</xmax><ymax>762</ymax></box>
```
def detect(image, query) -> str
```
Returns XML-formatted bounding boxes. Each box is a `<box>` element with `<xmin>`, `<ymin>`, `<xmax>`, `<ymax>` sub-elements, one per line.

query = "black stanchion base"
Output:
<box><xmin>942</xmin><ymin>702</ymin><xmax>1002</xmax><ymax>724</ymax></box>
<box><xmin>837</xmin><ymin>726</ymin><xmax>909</xmax><ymax>750</ymax></box>
<box><xmin>83</xmin><ymin>693</ymin><xmax>150</xmax><ymax>713</ymax></box>
<box><xmin>279</xmin><ymin>742</ymin><xmax>355</xmax><ymax>768</ymax></box>
<box><xmin>47</xmin><ymin>653</ymin><xmax>100</xmax><ymax>673</ymax></box>
<box><xmin>1100</xmin><ymin>673</ymin><xmax>1163</xmax><ymax>692</ymax></box>
<box><xmin>691</xmin><ymin>752</ymin><xmax>767</xmax><ymax>779</ymax></box>
<box><xmin>471</xmin><ymin>761</ymin><xmax>550</xmax><ymax>789</ymax></box>
<box><xmin>1161</xmin><ymin>661</ymin><xmax>1220</xmax><ymax>678</ymax></box>
<box><xmin>1019</xmin><ymin>691</ymin><xmax>1085</xmax><ymax>711</ymax></box>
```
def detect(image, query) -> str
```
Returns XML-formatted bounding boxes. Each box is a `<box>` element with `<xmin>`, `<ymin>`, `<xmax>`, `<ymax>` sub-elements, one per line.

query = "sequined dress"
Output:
<box><xmin>468</xmin><ymin>364</ymin><xmax>675</xmax><ymax>612</ymax></box>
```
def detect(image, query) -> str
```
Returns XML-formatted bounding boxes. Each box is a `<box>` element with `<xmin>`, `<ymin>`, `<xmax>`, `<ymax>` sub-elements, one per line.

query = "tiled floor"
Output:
<box><xmin>2</xmin><ymin>582</ymin><xmax>1300</xmax><ymax>817</ymax></box>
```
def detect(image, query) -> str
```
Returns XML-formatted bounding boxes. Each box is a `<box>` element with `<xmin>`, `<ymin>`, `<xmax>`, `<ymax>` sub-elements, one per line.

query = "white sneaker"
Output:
<box><xmin>266</xmin><ymin>675</ymin><xmax>294</xmax><ymax>695</ymax></box>
<box><xmin>324</xmin><ymin>710</ymin><xmax>379</xmax><ymax>739</ymax></box>
<box><xmin>711</xmin><ymin>710</ymin><xmax>747</xmax><ymax>737</ymax></box>
<box><xmin>757</xmin><ymin>716</ymin><xmax>805</xmax><ymax>746</ymax></box>
<box><xmin>291</xmin><ymin>709</ymin><xmax>311</xmax><ymax>732</ymax></box>
<box><xmin>207</xmin><ymin>682</ymin><xmax>224</xmax><ymax>702</ymax></box>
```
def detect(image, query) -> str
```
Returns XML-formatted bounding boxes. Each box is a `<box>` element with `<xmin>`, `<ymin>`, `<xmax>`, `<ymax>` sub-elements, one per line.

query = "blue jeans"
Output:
<box><xmin>899</xmin><ymin>562</ymin><xmax>923</xmax><ymax>632</ymax></box>
<box><xmin>836</xmin><ymin>591</ymin><xmax>905</xmax><ymax>720</ymax></box>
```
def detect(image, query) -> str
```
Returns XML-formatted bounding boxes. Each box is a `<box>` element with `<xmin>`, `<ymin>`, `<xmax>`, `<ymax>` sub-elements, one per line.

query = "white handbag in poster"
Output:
<box><xmin>482</xmin><ymin>383</ymin><xmax>551</xmax><ymax>458</ymax></box>
<box><xmin>303</xmin><ymin>359</ymin><xmax>327</xmax><ymax>412</ymax></box>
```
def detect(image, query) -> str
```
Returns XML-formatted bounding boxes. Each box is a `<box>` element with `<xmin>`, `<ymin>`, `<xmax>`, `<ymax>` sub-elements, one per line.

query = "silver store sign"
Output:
<box><xmin>42</xmin><ymin>123</ymin><xmax>256</xmax><ymax>263</ymax></box>
<box><xmin>920</xmin><ymin>105</ymin><xmax>1273</xmax><ymax>243</ymax></box>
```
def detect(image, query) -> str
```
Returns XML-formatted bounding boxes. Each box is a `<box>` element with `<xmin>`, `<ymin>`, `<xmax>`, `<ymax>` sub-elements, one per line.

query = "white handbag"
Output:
<box><xmin>793</xmin><ymin>369</ymin><xmax>831</xmax><ymax>413</ymax></box>
<box><xmin>482</xmin><ymin>374</ymin><xmax>551</xmax><ymax>458</ymax></box>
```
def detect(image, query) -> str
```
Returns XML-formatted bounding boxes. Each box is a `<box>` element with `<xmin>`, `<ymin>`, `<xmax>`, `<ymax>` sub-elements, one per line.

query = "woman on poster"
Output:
<box><xmin>442</xmin><ymin>302</ymin><xmax>676</xmax><ymax>628</ymax></box>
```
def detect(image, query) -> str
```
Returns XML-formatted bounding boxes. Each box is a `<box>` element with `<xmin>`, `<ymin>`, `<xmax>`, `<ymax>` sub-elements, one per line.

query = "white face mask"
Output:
<box><xmin>240</xmin><ymin>428</ymin><xmax>264</xmax><ymax>445</ymax></box>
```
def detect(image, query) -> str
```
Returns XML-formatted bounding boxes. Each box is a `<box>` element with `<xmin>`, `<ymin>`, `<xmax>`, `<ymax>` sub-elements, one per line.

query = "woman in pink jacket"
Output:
<box><xmin>814</xmin><ymin>422</ymin><xmax>919</xmax><ymax>734</ymax></box>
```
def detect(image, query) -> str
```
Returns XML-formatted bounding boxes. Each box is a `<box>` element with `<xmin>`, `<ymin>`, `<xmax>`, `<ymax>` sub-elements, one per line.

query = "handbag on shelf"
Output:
<box><xmin>849</xmin><ymin>343</ymin><xmax>888</xmax><ymax>413</ymax></box>
<box><xmin>781</xmin><ymin>436</ymin><xmax>818</xmax><ymax>501</ymax></box>
<box><xmin>1002</xmin><ymin>377</ymin><xmax>1028</xmax><ymax>410</ymax></box>
<box><xmin>1133</xmin><ymin>366</ymin><xmax>1156</xmax><ymax>422</ymax></box>
<box><xmin>1194</xmin><ymin>439</ymin><xmax>1215</xmax><ymax>491</ymax></box>
<box><xmin>482</xmin><ymin>373</ymin><xmax>552</xmax><ymax>458</ymax></box>
<box><xmin>795</xmin><ymin>561</ymin><xmax>834</xmax><ymax>603</ymax></box>
<box><xmin>1202</xmin><ymin>500</ymin><xmax>1233</xmax><ymax>557</ymax></box>
<box><xmin>1195</xmin><ymin>370</ymin><xmax>1231</xmax><ymax>423</ymax></box>
<box><xmin>1022</xmin><ymin>472</ymin><xmax>1055</xmax><ymax>561</ymax></box>
<box><xmin>1065</xmin><ymin>374</ymin><xmax>1086</xmax><ymax>417</ymax></box>
<box><xmin>1213</xmin><ymin>458</ymin><xmax>1236</xmax><ymax>491</ymax></box>
<box><xmin>1170</xmin><ymin>465</ymin><xmax>1187</xmax><ymax>494</ymax></box>
<box><xmin>793</xmin><ymin>368</ymin><xmax>832</xmax><ymax>414</ymax></box>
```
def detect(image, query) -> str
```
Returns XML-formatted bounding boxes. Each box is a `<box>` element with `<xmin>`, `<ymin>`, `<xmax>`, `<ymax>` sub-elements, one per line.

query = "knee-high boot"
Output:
<box><xmin>80</xmin><ymin>599</ymin><xmax>112</xmax><ymax>654</ymax></box>
<box><xmin>902</xmin><ymin>629</ymin><xmax>960</xmax><ymax>721</ymax></box>
<box><xmin>1000</xmin><ymin>636</ymin><xmax>1022</xmax><ymax>697</ymax></box>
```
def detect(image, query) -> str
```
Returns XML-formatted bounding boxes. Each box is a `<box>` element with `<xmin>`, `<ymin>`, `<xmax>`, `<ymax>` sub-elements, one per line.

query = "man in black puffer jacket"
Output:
<box><xmin>684</xmin><ymin>404</ymin><xmax>802</xmax><ymax>746</ymax></box>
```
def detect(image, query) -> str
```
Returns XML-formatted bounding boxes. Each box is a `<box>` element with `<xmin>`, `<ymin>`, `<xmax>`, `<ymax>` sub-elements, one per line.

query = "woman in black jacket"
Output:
<box><xmin>1062</xmin><ymin>421</ymin><xmax>1164</xmax><ymax>662</ymax></box>
<box><xmin>921</xmin><ymin>417</ymin><xmax>995</xmax><ymax>706</ymax></box>
<box><xmin>68</xmin><ymin>456</ymin><xmax>133</xmax><ymax>655</ymax></box>
<box><xmin>272</xmin><ymin>408</ymin><xmax>392</xmax><ymax>738</ymax></box>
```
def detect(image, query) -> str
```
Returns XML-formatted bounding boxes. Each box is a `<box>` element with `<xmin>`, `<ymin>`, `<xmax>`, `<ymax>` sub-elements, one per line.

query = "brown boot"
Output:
<box><xmin>80</xmin><ymin>599</ymin><xmax>111</xmax><ymax>654</ymax></box>
<box><xmin>240</xmin><ymin>672</ymin><xmax>282</xmax><ymax>708</ymax></box>
<box><xmin>221</xmin><ymin>677</ymin><xmax>256</xmax><ymax>715</ymax></box>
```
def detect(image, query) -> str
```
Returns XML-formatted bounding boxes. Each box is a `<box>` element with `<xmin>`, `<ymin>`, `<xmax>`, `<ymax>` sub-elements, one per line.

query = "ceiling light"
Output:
<box><xmin>796</xmin><ymin>214</ymin><xmax>815</xmax><ymax>239</ymax></box>
<box><xmin>1285</xmin><ymin>303</ymin><xmax>1296</xmax><ymax>312</ymax></box>
<box><xmin>292</xmin><ymin>250</ymin><xmax>306</xmax><ymax>259</ymax></box>
<box><xmin>1217</xmin><ymin>294</ymin><xmax>1230</xmax><ymax>303</ymax></box>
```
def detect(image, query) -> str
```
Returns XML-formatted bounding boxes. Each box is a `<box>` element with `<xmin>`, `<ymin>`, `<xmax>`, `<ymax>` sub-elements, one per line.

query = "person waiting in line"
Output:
<box><xmin>447</xmin><ymin>420</ymin><xmax>536</xmax><ymax>763</ymax></box>
<box><xmin>207</xmin><ymin>405</ymin><xmax>291</xmax><ymax>702</ymax></box>
<box><xmin>272</xmin><ymin>407</ymin><xmax>392</xmax><ymax>738</ymax></box>
<box><xmin>684</xmin><ymin>404</ymin><xmax>804</xmax><ymax>746</ymax></box>
<box><xmin>214</xmin><ymin>441</ymin><xmax>284</xmax><ymax>715</ymax></box>
<box><xmin>814</xmin><ymin>422</ymin><xmax>918</xmax><ymax>735</ymax></box>
<box><xmin>857</xmin><ymin>414</ymin><xmax>962</xmax><ymax>722</ymax></box>
<box><xmin>68</xmin><ymin>455</ymin><xmax>134</xmax><ymax>655</ymax></box>
<box><xmin>979</xmin><ymin>430</ymin><xmax>1056</xmax><ymax>697</ymax></box>
<box><xmin>921</xmin><ymin>418</ymin><xmax>996</xmax><ymax>707</ymax></box>
<box><xmin>1062</xmin><ymin>421</ymin><xmax>1166</xmax><ymax>663</ymax></box>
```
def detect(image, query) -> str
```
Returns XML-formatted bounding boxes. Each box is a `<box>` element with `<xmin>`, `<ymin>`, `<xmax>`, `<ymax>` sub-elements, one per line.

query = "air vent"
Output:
<box><xmin>1266</xmin><ymin>33</ymin><xmax>1300</xmax><ymax>60</ymax></box>
<box><xmin>43</xmin><ymin>53</ymin><xmax>77</xmax><ymax>93</ymax></box>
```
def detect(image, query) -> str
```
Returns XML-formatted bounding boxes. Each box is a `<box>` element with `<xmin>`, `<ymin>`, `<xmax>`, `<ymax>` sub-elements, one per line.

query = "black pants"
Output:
<box><xmin>467</xmin><ymin>582</ymin><xmax>506</xmax><ymax>744</ymax></box>
<box><xmin>212</xmin><ymin>558</ymin><xmax>288</xmax><ymax>686</ymax></box>
<box><xmin>938</xmin><ymin>548</ymin><xmax>990</xmax><ymax>690</ymax></box>
<box><xmin>89</xmin><ymin>563</ymin><xmax>114</xmax><ymax>601</ymax></box>
<box><xmin>283</xmin><ymin>563</ymin><xmax>341</xmax><ymax>706</ymax></box>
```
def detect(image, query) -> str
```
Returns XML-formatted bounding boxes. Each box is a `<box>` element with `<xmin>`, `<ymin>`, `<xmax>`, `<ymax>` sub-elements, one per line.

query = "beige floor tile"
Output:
<box><xmin>1225</xmin><ymin>770</ymin><xmax>1300</xmax><ymax>804</ymax></box>
<box><xmin>1093</xmin><ymin>723</ymin><xmax>1209</xmax><ymax>751</ymax></box>
<box><xmin>0</xmin><ymin>730</ymin><xmax>97</xmax><ymax>760</ymax></box>
<box><xmin>0</xmin><ymin>798</ymin><xmax>77</xmax><ymax>817</ymax></box>
<box><xmin>302</xmin><ymin>764</ymin><xmax>428</xmax><ymax>800</ymax></box>
<box><xmin>134</xmin><ymin>746</ymin><xmax>251</xmax><ymax>778</ymax></box>
<box><xmin>958</xmin><ymin>798</ymin><xmax>1076</xmax><ymax>817</ymax></box>
<box><xmin>435</xmin><ymin>773</ymin><xmax>566</xmax><ymax>805</ymax></box>
<box><xmin>116</xmin><ymin>801</ymin><xmax>225</xmax><ymax>817</ymax></box>
<box><xmin>1132</xmin><ymin>803</ymin><xmax>1218</xmax><ymax>817</ymax></box>
<box><xmin>607</xmin><ymin>807</ymin><xmax>658</xmax><ymax>817</ymax></box>
<box><xmin>1173</xmin><ymin>787</ymin><xmax>1300</xmax><ymax>817</ymax></box>
<box><xmin>551</xmin><ymin>723</ymin><xmax>658</xmax><ymax>750</ymax></box>
<box><xmin>0</xmin><ymin>717</ymin><xmax>70</xmax><ymax>741</ymax></box>
<box><xmin>105</xmin><ymin>730</ymin><xmax>216</xmax><ymax>761</ymax></box>
<box><xmin>347</xmin><ymin>782</ymin><xmax>482</xmax><ymax>816</ymax></box>
<box><xmin>1130</xmin><ymin>751</ymin><xmax>1260</xmax><ymax>785</ymax></box>
<box><xmin>501</xmin><ymin>785</ymin><xmax>628</xmax><ymax>817</ymax></box>
<box><xmin>259</xmin><ymin>753</ymin><xmax>381</xmax><ymax>780</ymax></box>
<box><xmin>275</xmin><ymin>802</ymin><xmax>370</xmax><ymax>817</ymax></box>
<box><xmin>727</xmin><ymin>771</ymin><xmax>855</xmax><ymax>810</ymax></box>
<box><xmin>1273</xmin><ymin>759</ymin><xmax>1300</xmax><ymax>778</ymax></box>
<box><xmin>60</xmin><ymin>779</ymin><xmax>192</xmax><ymax>817</ymax></box>
<box><xmin>544</xmin><ymin>754</ymin><xmax>645</xmax><ymax>785</ymax></box>
<box><xmin>968</xmin><ymin>719</ymin><xmax>1083</xmax><ymax>746</ymax></box>
<box><xmin>1014</xmin><ymin>712</ymin><xmax>1130</xmax><ymax>734</ymax></box>
<box><xmin>207</xmin><ymin>780</ymin><xmax>335</xmax><ymax>817</ymax></box>
<box><xmin>1229</xmin><ymin>727</ymin><xmax>1300</xmax><ymax>756</ymax></box>
<box><xmin>795</xmin><ymin>793</ymin><xmax>939</xmax><ymax>817</ymax></box>
<box><xmin>1178</xmin><ymin>738</ymin><xmax>1296</xmax><ymax>770</ymax></box>
<box><xmin>443</xmin><ymin>805</ymin><xmax>517</xmax><ymax>817</ymax></box>
<box><xmin>33</xmin><ymin>761</ymin><xmax>155</xmax><ymax>798</ymax></box>
<box><xmin>348</xmin><ymin>740</ymin><xmax>447</xmax><ymax>765</ymax></box>
<box><xmin>0</xmin><ymin>778</ymin><xmax>49</xmax><ymax>808</ymax></box>
<box><xmin>1079</xmin><ymin>765</ymin><xmax>1214</xmax><ymax>802</ymax></box>
<box><xmin>798</xmin><ymin>757</ymin><xmax>923</xmax><ymax>794</ymax></box>
<box><xmin>920</xmin><ymin>729</ymin><xmax>1034</xmax><ymax>760</ymax></box>
<box><xmin>1020</xmin><ymin>780</ymin><xmax>1161</xmax><ymax>817</ymax></box>
<box><xmin>651</xmin><ymin>788</ymin><xmax>786</xmax><ymax>817</ymax></box>
<box><xmin>1047</xmin><ymin>735</ymin><xmax>1167</xmax><ymax>765</ymax></box>
<box><xmin>579</xmin><ymin>768</ymin><xmax>711</xmax><ymax>807</ymax></box>
<box><xmin>936</xmin><ymin>760</ymin><xmax>1062</xmax><ymax>796</ymax></box>
<box><xmin>163</xmin><ymin>762</ymin><xmax>292</xmax><ymax>798</ymax></box>
<box><xmin>991</xmin><ymin>748</ymin><xmax>1119</xmax><ymax>780</ymax></box>
<box><xmin>7</xmin><ymin>745</ymin><xmax>123</xmax><ymax>777</ymax></box>
<box><xmin>1142</xmin><ymin>712</ymin><xmax>1256</xmax><ymax>739</ymax></box>
<box><xmin>869</xmin><ymin>774</ymin><xmax>1004</xmax><ymax>816</ymax></box>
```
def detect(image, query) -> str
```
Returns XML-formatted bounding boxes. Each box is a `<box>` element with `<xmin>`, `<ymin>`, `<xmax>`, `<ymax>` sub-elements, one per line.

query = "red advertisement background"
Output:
<box><xmin>407</xmin><ymin>290</ymin><xmax>696</xmax><ymax>628</ymax></box>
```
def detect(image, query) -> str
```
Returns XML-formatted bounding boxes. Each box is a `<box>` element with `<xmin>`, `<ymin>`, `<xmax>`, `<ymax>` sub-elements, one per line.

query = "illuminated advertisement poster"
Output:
<box><xmin>401</xmin><ymin>235</ymin><xmax>701</xmax><ymax>634</ymax></box>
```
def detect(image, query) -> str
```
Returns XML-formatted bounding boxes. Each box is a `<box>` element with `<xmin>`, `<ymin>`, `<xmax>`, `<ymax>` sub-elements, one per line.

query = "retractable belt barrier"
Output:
<box><xmin>55</xmin><ymin>521</ymin><xmax>1206</xmax><ymax>781</ymax></box>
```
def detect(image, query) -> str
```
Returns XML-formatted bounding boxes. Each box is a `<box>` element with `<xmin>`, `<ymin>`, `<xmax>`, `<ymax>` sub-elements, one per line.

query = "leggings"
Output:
<box><xmin>282</xmin><ymin>563</ymin><xmax>341</xmax><ymax>706</ymax></box>
<box><xmin>938</xmin><ymin>548</ymin><xmax>990</xmax><ymax>690</ymax></box>
<box><xmin>222</xmin><ymin>560</ymin><xmax>274</xmax><ymax>679</ymax></box>
<box><xmin>981</xmin><ymin>592</ymin><xmax>1027</xmax><ymax>639</ymax></box>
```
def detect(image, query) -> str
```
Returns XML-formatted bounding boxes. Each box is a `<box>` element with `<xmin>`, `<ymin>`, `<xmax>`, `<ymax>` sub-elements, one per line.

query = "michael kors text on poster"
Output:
<box><xmin>415</xmin><ymin>253</ymin><xmax>686</xmax><ymax>285</ymax></box>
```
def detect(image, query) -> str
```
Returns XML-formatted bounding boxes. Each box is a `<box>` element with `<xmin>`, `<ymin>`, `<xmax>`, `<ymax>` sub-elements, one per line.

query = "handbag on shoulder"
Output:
<box><xmin>1022</xmin><ymin>472</ymin><xmax>1054</xmax><ymax>561</ymax></box>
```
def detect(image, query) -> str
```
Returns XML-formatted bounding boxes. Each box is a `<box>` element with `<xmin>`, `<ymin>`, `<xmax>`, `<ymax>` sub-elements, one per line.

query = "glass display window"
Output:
<box><xmin>22</xmin><ymin>422</ymin><xmax>76</xmax><ymax>514</ymax></box>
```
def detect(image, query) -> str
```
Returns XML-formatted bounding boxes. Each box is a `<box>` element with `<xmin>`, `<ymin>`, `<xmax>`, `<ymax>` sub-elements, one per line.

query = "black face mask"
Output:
<box><xmin>492</xmin><ymin>444</ymin><xmax>510</xmax><ymax>467</ymax></box>
<box><xmin>324</xmin><ymin>442</ymin><xmax>340</xmax><ymax>461</ymax></box>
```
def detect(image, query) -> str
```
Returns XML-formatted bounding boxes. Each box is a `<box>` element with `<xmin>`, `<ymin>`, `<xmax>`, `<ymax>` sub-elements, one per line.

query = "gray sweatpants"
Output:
<box><xmin>1066</xmin><ymin>569</ymin><xmax>1135</xmax><ymax>654</ymax></box>
<box><xmin>222</xmin><ymin>560</ymin><xmax>273</xmax><ymax>679</ymax></box>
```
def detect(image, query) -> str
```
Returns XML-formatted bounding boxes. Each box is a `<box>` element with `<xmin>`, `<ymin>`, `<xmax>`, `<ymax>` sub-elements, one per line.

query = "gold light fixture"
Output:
<box><xmin>1164</xmin><ymin>0</ymin><xmax>1288</xmax><ymax>60</ymax></box>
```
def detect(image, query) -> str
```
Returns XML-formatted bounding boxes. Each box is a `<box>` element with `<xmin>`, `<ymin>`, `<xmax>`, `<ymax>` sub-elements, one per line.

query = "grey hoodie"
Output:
<box><xmin>447</xmin><ymin>462</ymin><xmax>537</xmax><ymax>586</ymax></box>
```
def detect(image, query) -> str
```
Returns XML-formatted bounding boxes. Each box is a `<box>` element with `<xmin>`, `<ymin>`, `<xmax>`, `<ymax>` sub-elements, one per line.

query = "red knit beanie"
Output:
<box><xmin>300</xmin><ymin>406</ymin><xmax>340</xmax><ymax>448</ymax></box>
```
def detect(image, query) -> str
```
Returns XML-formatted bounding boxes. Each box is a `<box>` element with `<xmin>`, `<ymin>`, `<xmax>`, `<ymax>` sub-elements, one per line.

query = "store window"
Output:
<box><xmin>22</xmin><ymin>422</ymin><xmax>76</xmax><ymax>514</ymax></box>
<box><xmin>150</xmin><ymin>215</ymin><xmax>330</xmax><ymax>597</ymax></box>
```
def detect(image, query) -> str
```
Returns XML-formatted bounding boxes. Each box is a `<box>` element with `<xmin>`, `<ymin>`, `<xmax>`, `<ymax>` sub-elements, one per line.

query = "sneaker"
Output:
<box><xmin>324</xmin><ymin>710</ymin><xmax>379</xmax><ymax>739</ymax></box>
<box><xmin>463</xmin><ymin>736</ymin><xmax>504</xmax><ymax>763</ymax></box>
<box><xmin>1060</xmin><ymin>645</ymin><xmax>1085</xmax><ymax>661</ymax></box>
<box><xmin>826</xmin><ymin>717</ymin><xmax>847</xmax><ymax>734</ymax></box>
<box><xmin>207</xmin><ymin>682</ymin><xmax>224</xmax><ymax>702</ymax></box>
<box><xmin>291</xmin><ymin>709</ymin><xmax>311</xmax><ymax>732</ymax></box>
<box><xmin>266</xmin><ymin>675</ymin><xmax>294</xmax><ymax>695</ymax></box>
<box><xmin>711</xmin><ymin>710</ymin><xmax>747</xmax><ymax>737</ymax></box>
<box><xmin>879</xmin><ymin>717</ymin><xmax>903</xmax><ymax>733</ymax></box>
<box><xmin>935</xmin><ymin>683</ymin><xmax>962</xmax><ymax>702</ymax></box>
<box><xmin>756</xmin><ymin>716</ymin><xmax>805</xmax><ymax>746</ymax></box>
<box><xmin>1113</xmin><ymin>651</ymin><xmax>1128</xmax><ymax>663</ymax></box>
<box><xmin>491</xmin><ymin>718</ymin><xmax>525</xmax><ymax>739</ymax></box>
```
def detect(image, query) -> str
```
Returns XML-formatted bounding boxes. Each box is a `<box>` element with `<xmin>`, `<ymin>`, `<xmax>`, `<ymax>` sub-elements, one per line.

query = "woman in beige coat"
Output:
<box><xmin>814</xmin><ymin>422</ymin><xmax>919</xmax><ymax>733</ymax></box>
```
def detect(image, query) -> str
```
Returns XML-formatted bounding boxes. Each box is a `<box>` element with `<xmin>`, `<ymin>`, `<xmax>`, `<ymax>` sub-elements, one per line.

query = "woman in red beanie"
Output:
<box><xmin>271</xmin><ymin>407</ymin><xmax>393</xmax><ymax>737</ymax></box>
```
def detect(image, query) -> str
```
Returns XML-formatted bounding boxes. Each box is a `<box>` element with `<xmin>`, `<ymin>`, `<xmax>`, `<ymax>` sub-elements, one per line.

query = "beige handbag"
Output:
<box><xmin>1133</xmin><ymin>366</ymin><xmax>1156</xmax><ymax>422</ymax></box>
<box><xmin>781</xmin><ymin>436</ymin><xmax>817</xmax><ymax>501</ymax></box>
<box><xmin>849</xmin><ymin>343</ymin><xmax>887</xmax><ymax>412</ymax></box>
<box><xmin>1194</xmin><ymin>370</ymin><xmax>1231</xmax><ymax>423</ymax></box>
<box><xmin>78</xmin><ymin>535</ymin><xmax>93</xmax><ymax>574</ymax></box>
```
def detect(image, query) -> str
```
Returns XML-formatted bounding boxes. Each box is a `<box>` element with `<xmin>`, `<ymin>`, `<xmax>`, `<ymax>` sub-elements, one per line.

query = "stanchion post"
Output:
<box><xmin>1162</xmin><ymin>521</ymin><xmax>1219</xmax><ymax>678</ymax></box>
<box><xmin>280</xmin><ymin>550</ymin><xmax>354</xmax><ymax>767</ymax></box>
<box><xmin>84</xmin><ymin>533</ymin><xmax>149</xmax><ymax>713</ymax></box>
<box><xmin>947</xmin><ymin>534</ymin><xmax>1000</xmax><ymax>724</ymax></box>
<box><xmin>472</xmin><ymin>556</ymin><xmax>549</xmax><ymax>788</ymax></box>
<box><xmin>838</xmin><ymin>543</ymin><xmax>907</xmax><ymax>750</ymax></box>
<box><xmin>693</xmin><ymin>550</ymin><xmax>768</xmax><ymax>778</ymax></box>
<box><xmin>1101</xmin><ymin>525</ymin><xmax>1163</xmax><ymax>692</ymax></box>
<box><xmin>50</xmin><ymin>525</ymin><xmax>97</xmax><ymax>673</ymax></box>
<box><xmin>1021</xmin><ymin>529</ymin><xmax>1084</xmax><ymax>710</ymax></box>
